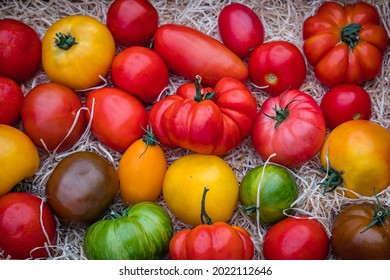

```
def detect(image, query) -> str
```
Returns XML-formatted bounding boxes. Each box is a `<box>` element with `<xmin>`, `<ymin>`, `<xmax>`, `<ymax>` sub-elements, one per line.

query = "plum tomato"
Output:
<box><xmin>0</xmin><ymin>192</ymin><xmax>57</xmax><ymax>259</ymax></box>
<box><xmin>0</xmin><ymin>77</ymin><xmax>24</xmax><ymax>125</ymax></box>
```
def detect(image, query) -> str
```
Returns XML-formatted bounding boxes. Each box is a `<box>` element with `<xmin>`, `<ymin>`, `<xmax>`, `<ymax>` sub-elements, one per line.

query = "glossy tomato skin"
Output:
<box><xmin>85</xmin><ymin>87</ymin><xmax>148</xmax><ymax>152</ymax></box>
<box><xmin>84</xmin><ymin>202</ymin><xmax>173</xmax><ymax>260</ymax></box>
<box><xmin>46</xmin><ymin>151</ymin><xmax>118</xmax><ymax>227</ymax></box>
<box><xmin>169</xmin><ymin>222</ymin><xmax>254</xmax><ymax>260</ymax></box>
<box><xmin>320</xmin><ymin>84</ymin><xmax>371</xmax><ymax>129</ymax></box>
<box><xmin>248</xmin><ymin>41</ymin><xmax>306</xmax><ymax>96</ymax></box>
<box><xmin>0</xmin><ymin>19</ymin><xmax>41</xmax><ymax>82</ymax></box>
<box><xmin>153</xmin><ymin>24</ymin><xmax>248</xmax><ymax>86</ymax></box>
<box><xmin>0</xmin><ymin>77</ymin><xmax>24</xmax><ymax>125</ymax></box>
<box><xmin>21</xmin><ymin>82</ymin><xmax>86</xmax><ymax>152</ymax></box>
<box><xmin>106</xmin><ymin>0</ymin><xmax>158</xmax><ymax>47</ymax></box>
<box><xmin>218</xmin><ymin>3</ymin><xmax>264</xmax><ymax>58</ymax></box>
<box><xmin>111</xmin><ymin>46</ymin><xmax>169</xmax><ymax>103</ymax></box>
<box><xmin>302</xmin><ymin>2</ymin><xmax>388</xmax><ymax>86</ymax></box>
<box><xmin>331</xmin><ymin>203</ymin><xmax>390</xmax><ymax>260</ymax></box>
<box><xmin>251</xmin><ymin>89</ymin><xmax>326</xmax><ymax>168</ymax></box>
<box><xmin>263</xmin><ymin>217</ymin><xmax>329</xmax><ymax>260</ymax></box>
<box><xmin>0</xmin><ymin>192</ymin><xmax>57</xmax><ymax>259</ymax></box>
<box><xmin>149</xmin><ymin>77</ymin><xmax>257</xmax><ymax>155</ymax></box>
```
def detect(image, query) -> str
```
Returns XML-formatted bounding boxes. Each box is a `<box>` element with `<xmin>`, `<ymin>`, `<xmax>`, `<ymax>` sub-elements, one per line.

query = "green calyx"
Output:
<box><xmin>139</xmin><ymin>124</ymin><xmax>160</xmax><ymax>158</ymax></box>
<box><xmin>54</xmin><ymin>32</ymin><xmax>77</xmax><ymax>50</ymax></box>
<box><xmin>319</xmin><ymin>165</ymin><xmax>344</xmax><ymax>195</ymax></box>
<box><xmin>361</xmin><ymin>189</ymin><xmax>389</xmax><ymax>233</ymax></box>
<box><xmin>264</xmin><ymin>98</ymin><xmax>297</xmax><ymax>129</ymax></box>
<box><xmin>193</xmin><ymin>75</ymin><xmax>216</xmax><ymax>102</ymax></box>
<box><xmin>341</xmin><ymin>23</ymin><xmax>362</xmax><ymax>48</ymax></box>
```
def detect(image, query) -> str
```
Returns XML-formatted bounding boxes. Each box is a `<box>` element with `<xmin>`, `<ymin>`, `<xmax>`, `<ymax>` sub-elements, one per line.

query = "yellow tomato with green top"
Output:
<box><xmin>42</xmin><ymin>15</ymin><xmax>115</xmax><ymax>90</ymax></box>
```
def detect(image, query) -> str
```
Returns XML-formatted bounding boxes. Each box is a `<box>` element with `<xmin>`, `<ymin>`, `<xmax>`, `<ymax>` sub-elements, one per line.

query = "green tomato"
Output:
<box><xmin>239</xmin><ymin>164</ymin><xmax>298</xmax><ymax>225</ymax></box>
<box><xmin>84</xmin><ymin>201</ymin><xmax>173</xmax><ymax>260</ymax></box>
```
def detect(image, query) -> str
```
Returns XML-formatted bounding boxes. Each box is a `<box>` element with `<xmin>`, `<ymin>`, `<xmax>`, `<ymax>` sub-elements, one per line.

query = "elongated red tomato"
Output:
<box><xmin>153</xmin><ymin>24</ymin><xmax>248</xmax><ymax>86</ymax></box>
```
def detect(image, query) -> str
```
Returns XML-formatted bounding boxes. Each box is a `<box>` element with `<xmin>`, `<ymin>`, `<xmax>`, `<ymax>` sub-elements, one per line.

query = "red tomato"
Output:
<box><xmin>0</xmin><ymin>192</ymin><xmax>57</xmax><ymax>259</ymax></box>
<box><xmin>0</xmin><ymin>77</ymin><xmax>24</xmax><ymax>125</ymax></box>
<box><xmin>0</xmin><ymin>19</ymin><xmax>41</xmax><ymax>82</ymax></box>
<box><xmin>21</xmin><ymin>82</ymin><xmax>86</xmax><ymax>152</ymax></box>
<box><xmin>263</xmin><ymin>216</ymin><xmax>329</xmax><ymax>260</ymax></box>
<box><xmin>248</xmin><ymin>41</ymin><xmax>307</xmax><ymax>96</ymax></box>
<box><xmin>106</xmin><ymin>0</ymin><xmax>158</xmax><ymax>47</ymax></box>
<box><xmin>153</xmin><ymin>24</ymin><xmax>248</xmax><ymax>86</ymax></box>
<box><xmin>251</xmin><ymin>89</ymin><xmax>326</xmax><ymax>168</ymax></box>
<box><xmin>111</xmin><ymin>46</ymin><xmax>169</xmax><ymax>103</ymax></box>
<box><xmin>302</xmin><ymin>2</ymin><xmax>388</xmax><ymax>86</ymax></box>
<box><xmin>218</xmin><ymin>3</ymin><xmax>264</xmax><ymax>58</ymax></box>
<box><xmin>149</xmin><ymin>76</ymin><xmax>257</xmax><ymax>155</ymax></box>
<box><xmin>320</xmin><ymin>84</ymin><xmax>372</xmax><ymax>129</ymax></box>
<box><xmin>85</xmin><ymin>87</ymin><xmax>148</xmax><ymax>152</ymax></box>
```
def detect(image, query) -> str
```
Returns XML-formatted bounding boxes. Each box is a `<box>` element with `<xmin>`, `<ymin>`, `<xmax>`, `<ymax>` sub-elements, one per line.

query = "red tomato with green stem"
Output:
<box><xmin>320</xmin><ymin>84</ymin><xmax>371</xmax><ymax>129</ymax></box>
<box><xmin>218</xmin><ymin>3</ymin><xmax>264</xmax><ymax>58</ymax></box>
<box><xmin>0</xmin><ymin>77</ymin><xmax>24</xmax><ymax>125</ymax></box>
<box><xmin>248</xmin><ymin>40</ymin><xmax>307</xmax><ymax>96</ymax></box>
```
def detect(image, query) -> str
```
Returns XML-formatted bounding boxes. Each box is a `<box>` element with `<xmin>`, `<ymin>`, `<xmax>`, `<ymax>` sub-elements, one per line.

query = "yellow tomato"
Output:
<box><xmin>0</xmin><ymin>124</ymin><xmax>40</xmax><ymax>196</ymax></box>
<box><xmin>163</xmin><ymin>153</ymin><xmax>239</xmax><ymax>226</ymax></box>
<box><xmin>320</xmin><ymin>120</ymin><xmax>390</xmax><ymax>198</ymax></box>
<box><xmin>118</xmin><ymin>135</ymin><xmax>167</xmax><ymax>206</ymax></box>
<box><xmin>42</xmin><ymin>15</ymin><xmax>115</xmax><ymax>90</ymax></box>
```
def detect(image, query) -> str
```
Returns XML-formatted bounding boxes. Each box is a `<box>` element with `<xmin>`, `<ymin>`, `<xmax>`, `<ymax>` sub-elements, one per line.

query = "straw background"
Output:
<box><xmin>0</xmin><ymin>0</ymin><xmax>389</xmax><ymax>260</ymax></box>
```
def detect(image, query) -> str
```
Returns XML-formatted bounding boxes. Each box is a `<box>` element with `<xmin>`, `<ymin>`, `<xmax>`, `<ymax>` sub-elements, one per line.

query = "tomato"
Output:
<box><xmin>218</xmin><ymin>3</ymin><xmax>264</xmax><ymax>58</ymax></box>
<box><xmin>111</xmin><ymin>46</ymin><xmax>169</xmax><ymax>103</ymax></box>
<box><xmin>106</xmin><ymin>0</ymin><xmax>158</xmax><ymax>47</ymax></box>
<box><xmin>263</xmin><ymin>216</ymin><xmax>329</xmax><ymax>260</ymax></box>
<box><xmin>319</xmin><ymin>120</ymin><xmax>390</xmax><ymax>198</ymax></box>
<box><xmin>0</xmin><ymin>18</ymin><xmax>41</xmax><ymax>82</ymax></box>
<box><xmin>84</xmin><ymin>201</ymin><xmax>173</xmax><ymax>260</ymax></box>
<box><xmin>149</xmin><ymin>76</ymin><xmax>257</xmax><ymax>155</ymax></box>
<box><xmin>0</xmin><ymin>124</ymin><xmax>39</xmax><ymax>196</ymax></box>
<box><xmin>302</xmin><ymin>2</ymin><xmax>389</xmax><ymax>86</ymax></box>
<box><xmin>320</xmin><ymin>84</ymin><xmax>371</xmax><ymax>129</ymax></box>
<box><xmin>163</xmin><ymin>154</ymin><xmax>239</xmax><ymax>227</ymax></box>
<box><xmin>239</xmin><ymin>164</ymin><xmax>298</xmax><ymax>225</ymax></box>
<box><xmin>0</xmin><ymin>77</ymin><xmax>24</xmax><ymax>125</ymax></box>
<box><xmin>0</xmin><ymin>192</ymin><xmax>57</xmax><ymax>259</ymax></box>
<box><xmin>85</xmin><ymin>87</ymin><xmax>148</xmax><ymax>152</ymax></box>
<box><xmin>331</xmin><ymin>203</ymin><xmax>390</xmax><ymax>260</ymax></box>
<box><xmin>118</xmin><ymin>125</ymin><xmax>167</xmax><ymax>205</ymax></box>
<box><xmin>42</xmin><ymin>15</ymin><xmax>115</xmax><ymax>90</ymax></box>
<box><xmin>153</xmin><ymin>24</ymin><xmax>248</xmax><ymax>86</ymax></box>
<box><xmin>45</xmin><ymin>151</ymin><xmax>118</xmax><ymax>227</ymax></box>
<box><xmin>21</xmin><ymin>82</ymin><xmax>86</xmax><ymax>152</ymax></box>
<box><xmin>248</xmin><ymin>41</ymin><xmax>306</xmax><ymax>96</ymax></box>
<box><xmin>251</xmin><ymin>89</ymin><xmax>326</xmax><ymax>169</ymax></box>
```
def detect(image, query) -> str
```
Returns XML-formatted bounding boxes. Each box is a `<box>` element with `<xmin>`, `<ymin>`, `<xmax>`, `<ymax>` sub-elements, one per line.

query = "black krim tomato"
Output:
<box><xmin>46</xmin><ymin>151</ymin><xmax>119</xmax><ymax>227</ymax></box>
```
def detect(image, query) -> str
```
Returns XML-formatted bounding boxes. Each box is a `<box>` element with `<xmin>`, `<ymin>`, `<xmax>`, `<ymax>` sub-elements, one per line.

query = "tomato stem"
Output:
<box><xmin>361</xmin><ymin>188</ymin><xmax>389</xmax><ymax>233</ymax></box>
<box><xmin>240</xmin><ymin>204</ymin><xmax>258</xmax><ymax>215</ymax></box>
<box><xmin>200</xmin><ymin>186</ymin><xmax>213</xmax><ymax>225</ymax></box>
<box><xmin>139</xmin><ymin>124</ymin><xmax>160</xmax><ymax>158</ymax></box>
<box><xmin>54</xmin><ymin>32</ymin><xmax>77</xmax><ymax>50</ymax></box>
<box><xmin>263</xmin><ymin>94</ymin><xmax>298</xmax><ymax>128</ymax></box>
<box><xmin>193</xmin><ymin>75</ymin><xmax>216</xmax><ymax>102</ymax></box>
<box><xmin>341</xmin><ymin>23</ymin><xmax>362</xmax><ymax>48</ymax></box>
<box><xmin>319</xmin><ymin>165</ymin><xmax>343</xmax><ymax>194</ymax></box>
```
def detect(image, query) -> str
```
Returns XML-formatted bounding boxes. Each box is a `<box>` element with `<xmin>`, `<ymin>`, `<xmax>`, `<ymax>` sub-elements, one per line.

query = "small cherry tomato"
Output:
<box><xmin>0</xmin><ymin>77</ymin><xmax>24</xmax><ymax>125</ymax></box>
<box><xmin>320</xmin><ymin>84</ymin><xmax>371</xmax><ymax>129</ymax></box>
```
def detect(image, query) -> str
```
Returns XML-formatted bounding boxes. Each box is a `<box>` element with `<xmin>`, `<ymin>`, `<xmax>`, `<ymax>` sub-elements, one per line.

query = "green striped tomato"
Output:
<box><xmin>84</xmin><ymin>202</ymin><xmax>173</xmax><ymax>260</ymax></box>
<box><xmin>239</xmin><ymin>164</ymin><xmax>298</xmax><ymax>225</ymax></box>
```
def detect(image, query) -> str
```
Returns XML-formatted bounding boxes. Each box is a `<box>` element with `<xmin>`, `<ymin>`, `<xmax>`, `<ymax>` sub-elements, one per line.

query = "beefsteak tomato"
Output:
<box><xmin>302</xmin><ymin>2</ymin><xmax>389</xmax><ymax>86</ymax></box>
<box><xmin>149</xmin><ymin>76</ymin><xmax>257</xmax><ymax>155</ymax></box>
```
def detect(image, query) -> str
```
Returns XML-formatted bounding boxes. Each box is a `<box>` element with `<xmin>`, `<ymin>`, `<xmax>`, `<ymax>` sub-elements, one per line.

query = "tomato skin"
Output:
<box><xmin>263</xmin><ymin>217</ymin><xmax>329</xmax><ymax>260</ymax></box>
<box><xmin>149</xmin><ymin>77</ymin><xmax>257</xmax><ymax>155</ymax></box>
<box><xmin>320</xmin><ymin>84</ymin><xmax>371</xmax><ymax>129</ymax></box>
<box><xmin>251</xmin><ymin>89</ymin><xmax>326</xmax><ymax>169</ymax></box>
<box><xmin>111</xmin><ymin>46</ymin><xmax>169</xmax><ymax>103</ymax></box>
<box><xmin>169</xmin><ymin>222</ymin><xmax>254</xmax><ymax>260</ymax></box>
<box><xmin>106</xmin><ymin>0</ymin><xmax>158</xmax><ymax>47</ymax></box>
<box><xmin>85</xmin><ymin>87</ymin><xmax>148</xmax><ymax>152</ymax></box>
<box><xmin>218</xmin><ymin>3</ymin><xmax>264</xmax><ymax>58</ymax></box>
<box><xmin>21</xmin><ymin>82</ymin><xmax>86</xmax><ymax>152</ymax></box>
<box><xmin>331</xmin><ymin>203</ymin><xmax>390</xmax><ymax>260</ymax></box>
<box><xmin>84</xmin><ymin>202</ymin><xmax>173</xmax><ymax>260</ymax></box>
<box><xmin>320</xmin><ymin>120</ymin><xmax>390</xmax><ymax>198</ymax></box>
<box><xmin>302</xmin><ymin>2</ymin><xmax>388</xmax><ymax>86</ymax></box>
<box><xmin>239</xmin><ymin>164</ymin><xmax>298</xmax><ymax>225</ymax></box>
<box><xmin>0</xmin><ymin>77</ymin><xmax>24</xmax><ymax>125</ymax></box>
<box><xmin>45</xmin><ymin>151</ymin><xmax>119</xmax><ymax>227</ymax></box>
<box><xmin>153</xmin><ymin>24</ymin><xmax>248</xmax><ymax>86</ymax></box>
<box><xmin>248</xmin><ymin>41</ymin><xmax>307</xmax><ymax>96</ymax></box>
<box><xmin>0</xmin><ymin>192</ymin><xmax>57</xmax><ymax>259</ymax></box>
<box><xmin>0</xmin><ymin>19</ymin><xmax>41</xmax><ymax>82</ymax></box>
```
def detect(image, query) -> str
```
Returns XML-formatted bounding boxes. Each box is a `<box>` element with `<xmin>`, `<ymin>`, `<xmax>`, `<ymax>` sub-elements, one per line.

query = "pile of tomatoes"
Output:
<box><xmin>0</xmin><ymin>0</ymin><xmax>389</xmax><ymax>260</ymax></box>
